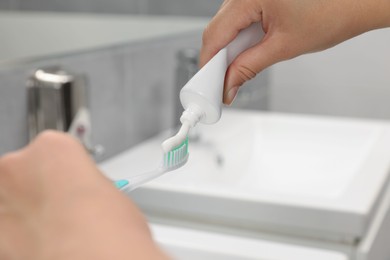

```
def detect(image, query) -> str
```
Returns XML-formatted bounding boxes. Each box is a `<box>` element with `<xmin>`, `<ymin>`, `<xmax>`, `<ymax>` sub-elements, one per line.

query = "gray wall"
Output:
<box><xmin>145</xmin><ymin>0</ymin><xmax>223</xmax><ymax>17</ymax></box>
<box><xmin>1</xmin><ymin>0</ymin><xmax>390</xmax><ymax>156</ymax></box>
<box><xmin>0</xmin><ymin>29</ymin><xmax>269</xmax><ymax>159</ymax></box>
<box><xmin>0</xmin><ymin>0</ymin><xmax>223</xmax><ymax>17</ymax></box>
<box><xmin>0</xmin><ymin>32</ymin><xmax>202</xmax><ymax>159</ymax></box>
<box><xmin>0</xmin><ymin>0</ymin><xmax>143</xmax><ymax>14</ymax></box>
<box><xmin>269</xmin><ymin>29</ymin><xmax>390</xmax><ymax>119</ymax></box>
<box><xmin>2</xmin><ymin>0</ymin><xmax>389</xmax><ymax>120</ymax></box>
<box><xmin>0</xmin><ymin>0</ymin><xmax>271</xmax><ymax>159</ymax></box>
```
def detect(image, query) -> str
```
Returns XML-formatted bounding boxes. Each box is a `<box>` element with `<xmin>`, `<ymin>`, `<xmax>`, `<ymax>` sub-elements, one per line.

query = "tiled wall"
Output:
<box><xmin>0</xmin><ymin>32</ymin><xmax>201</xmax><ymax>159</ymax></box>
<box><xmin>0</xmin><ymin>0</ymin><xmax>145</xmax><ymax>14</ymax></box>
<box><xmin>0</xmin><ymin>0</ymin><xmax>10</xmax><ymax>9</ymax></box>
<box><xmin>2</xmin><ymin>0</ymin><xmax>389</xmax><ymax>156</ymax></box>
<box><xmin>145</xmin><ymin>0</ymin><xmax>223</xmax><ymax>17</ymax></box>
<box><xmin>0</xmin><ymin>0</ymin><xmax>222</xmax><ymax>16</ymax></box>
<box><xmin>0</xmin><ymin>30</ymin><xmax>269</xmax><ymax>160</ymax></box>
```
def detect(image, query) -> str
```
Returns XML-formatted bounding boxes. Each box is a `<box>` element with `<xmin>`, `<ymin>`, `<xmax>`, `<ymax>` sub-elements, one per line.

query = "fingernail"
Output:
<box><xmin>224</xmin><ymin>87</ymin><xmax>239</xmax><ymax>105</ymax></box>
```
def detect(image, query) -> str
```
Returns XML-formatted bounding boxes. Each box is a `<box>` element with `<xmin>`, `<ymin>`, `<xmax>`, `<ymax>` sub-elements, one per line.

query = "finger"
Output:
<box><xmin>29</xmin><ymin>131</ymin><xmax>107</xmax><ymax>185</ymax></box>
<box><xmin>0</xmin><ymin>151</ymin><xmax>24</xmax><ymax>199</ymax></box>
<box><xmin>223</xmin><ymin>33</ymin><xmax>289</xmax><ymax>104</ymax></box>
<box><xmin>200</xmin><ymin>0</ymin><xmax>263</xmax><ymax>67</ymax></box>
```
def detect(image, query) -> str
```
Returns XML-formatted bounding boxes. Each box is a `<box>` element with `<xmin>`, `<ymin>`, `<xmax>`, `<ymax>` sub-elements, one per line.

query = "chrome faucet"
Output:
<box><xmin>27</xmin><ymin>66</ymin><xmax>103</xmax><ymax>156</ymax></box>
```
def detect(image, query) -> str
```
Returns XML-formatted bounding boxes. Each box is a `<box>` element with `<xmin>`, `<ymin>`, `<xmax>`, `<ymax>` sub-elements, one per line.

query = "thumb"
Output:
<box><xmin>223</xmin><ymin>35</ymin><xmax>286</xmax><ymax>105</ymax></box>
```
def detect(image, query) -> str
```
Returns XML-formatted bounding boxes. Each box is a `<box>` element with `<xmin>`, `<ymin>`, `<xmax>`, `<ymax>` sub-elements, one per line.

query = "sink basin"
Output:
<box><xmin>100</xmin><ymin>110</ymin><xmax>390</xmax><ymax>242</ymax></box>
<box><xmin>145</xmin><ymin>113</ymin><xmax>381</xmax><ymax>199</ymax></box>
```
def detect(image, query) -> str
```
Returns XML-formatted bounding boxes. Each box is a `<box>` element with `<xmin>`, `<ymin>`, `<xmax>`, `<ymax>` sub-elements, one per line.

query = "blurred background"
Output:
<box><xmin>1</xmin><ymin>1</ymin><xmax>390</xmax><ymax>259</ymax></box>
<box><xmin>0</xmin><ymin>0</ymin><xmax>223</xmax><ymax>16</ymax></box>
<box><xmin>1</xmin><ymin>0</ymin><xmax>389</xmax><ymax>119</ymax></box>
<box><xmin>1</xmin><ymin>0</ymin><xmax>389</xmax><ymax>157</ymax></box>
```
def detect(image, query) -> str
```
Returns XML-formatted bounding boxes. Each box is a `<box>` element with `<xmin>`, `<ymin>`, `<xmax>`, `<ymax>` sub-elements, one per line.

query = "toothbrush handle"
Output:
<box><xmin>114</xmin><ymin>168</ymin><xmax>166</xmax><ymax>192</ymax></box>
<box><xmin>226</xmin><ymin>23</ymin><xmax>264</xmax><ymax>65</ymax></box>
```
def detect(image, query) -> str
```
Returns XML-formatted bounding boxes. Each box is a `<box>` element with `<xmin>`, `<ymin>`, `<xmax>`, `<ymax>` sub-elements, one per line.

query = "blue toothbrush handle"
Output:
<box><xmin>115</xmin><ymin>135</ymin><xmax>189</xmax><ymax>192</ymax></box>
<box><xmin>113</xmin><ymin>168</ymin><xmax>166</xmax><ymax>192</ymax></box>
<box><xmin>114</xmin><ymin>179</ymin><xmax>129</xmax><ymax>190</ymax></box>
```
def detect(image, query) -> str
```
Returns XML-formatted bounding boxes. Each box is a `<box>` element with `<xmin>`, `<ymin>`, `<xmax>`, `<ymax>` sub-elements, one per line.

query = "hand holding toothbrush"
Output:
<box><xmin>0</xmin><ymin>131</ymin><xmax>168</xmax><ymax>260</ymax></box>
<box><xmin>0</xmin><ymin>0</ymin><xmax>389</xmax><ymax>259</ymax></box>
<box><xmin>200</xmin><ymin>0</ymin><xmax>390</xmax><ymax>105</ymax></box>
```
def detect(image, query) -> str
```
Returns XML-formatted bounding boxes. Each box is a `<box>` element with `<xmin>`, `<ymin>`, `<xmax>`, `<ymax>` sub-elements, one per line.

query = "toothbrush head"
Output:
<box><xmin>113</xmin><ymin>136</ymin><xmax>189</xmax><ymax>193</ymax></box>
<box><xmin>163</xmin><ymin>136</ymin><xmax>189</xmax><ymax>170</ymax></box>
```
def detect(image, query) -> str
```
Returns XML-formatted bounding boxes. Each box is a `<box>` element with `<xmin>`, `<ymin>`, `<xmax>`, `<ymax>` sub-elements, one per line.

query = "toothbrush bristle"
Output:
<box><xmin>163</xmin><ymin>136</ymin><xmax>189</xmax><ymax>168</ymax></box>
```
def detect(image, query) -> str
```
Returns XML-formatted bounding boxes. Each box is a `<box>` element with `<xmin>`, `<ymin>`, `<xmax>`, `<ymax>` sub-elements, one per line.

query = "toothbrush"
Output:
<box><xmin>114</xmin><ymin>23</ymin><xmax>263</xmax><ymax>192</ymax></box>
<box><xmin>160</xmin><ymin>23</ymin><xmax>264</xmax><ymax>153</ymax></box>
<box><xmin>114</xmin><ymin>130</ymin><xmax>189</xmax><ymax>192</ymax></box>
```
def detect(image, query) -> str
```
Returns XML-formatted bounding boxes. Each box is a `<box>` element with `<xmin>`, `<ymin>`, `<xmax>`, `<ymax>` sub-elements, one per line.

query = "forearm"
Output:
<box><xmin>200</xmin><ymin>0</ymin><xmax>390</xmax><ymax>105</ymax></box>
<box><xmin>366</xmin><ymin>0</ymin><xmax>390</xmax><ymax>28</ymax></box>
<box><xmin>310</xmin><ymin>0</ymin><xmax>390</xmax><ymax>51</ymax></box>
<box><xmin>353</xmin><ymin>0</ymin><xmax>390</xmax><ymax>32</ymax></box>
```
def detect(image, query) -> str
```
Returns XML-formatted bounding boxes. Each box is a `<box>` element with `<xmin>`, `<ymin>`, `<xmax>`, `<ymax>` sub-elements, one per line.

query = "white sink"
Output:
<box><xmin>148</xmin><ymin>113</ymin><xmax>381</xmax><ymax>199</ymax></box>
<box><xmin>152</xmin><ymin>224</ymin><xmax>347</xmax><ymax>260</ymax></box>
<box><xmin>100</xmin><ymin>110</ymin><xmax>390</xmax><ymax>242</ymax></box>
